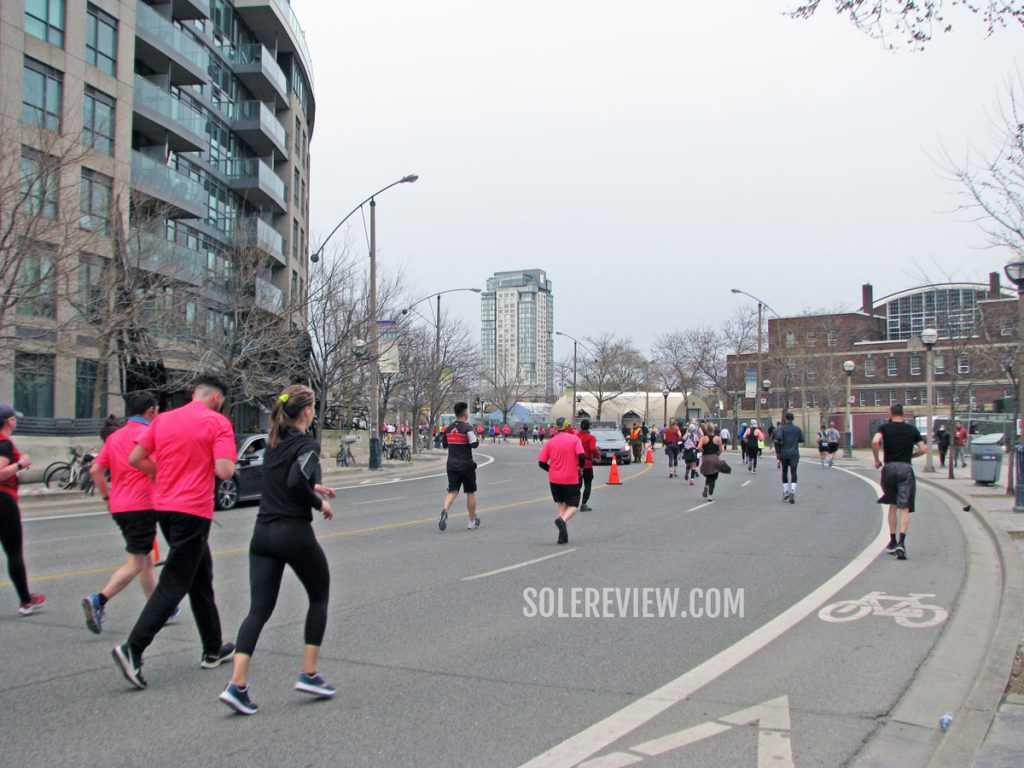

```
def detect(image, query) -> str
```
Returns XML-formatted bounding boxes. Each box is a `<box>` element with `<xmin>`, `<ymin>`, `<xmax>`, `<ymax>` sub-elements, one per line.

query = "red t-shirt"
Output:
<box><xmin>0</xmin><ymin>437</ymin><xmax>22</xmax><ymax>500</ymax></box>
<box><xmin>137</xmin><ymin>400</ymin><xmax>236</xmax><ymax>519</ymax></box>
<box><xmin>94</xmin><ymin>419</ymin><xmax>154</xmax><ymax>513</ymax></box>
<box><xmin>578</xmin><ymin>431</ymin><xmax>599</xmax><ymax>470</ymax></box>
<box><xmin>538</xmin><ymin>431</ymin><xmax>585</xmax><ymax>484</ymax></box>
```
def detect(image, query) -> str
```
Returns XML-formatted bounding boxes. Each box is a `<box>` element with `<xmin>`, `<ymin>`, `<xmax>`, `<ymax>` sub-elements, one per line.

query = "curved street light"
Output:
<box><xmin>555</xmin><ymin>331</ymin><xmax>596</xmax><ymax>426</ymax></box>
<box><xmin>731</xmin><ymin>288</ymin><xmax>782</xmax><ymax>430</ymax></box>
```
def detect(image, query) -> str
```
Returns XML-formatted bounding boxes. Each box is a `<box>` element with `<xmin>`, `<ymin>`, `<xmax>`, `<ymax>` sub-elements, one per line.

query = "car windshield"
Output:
<box><xmin>592</xmin><ymin>430</ymin><xmax>624</xmax><ymax>441</ymax></box>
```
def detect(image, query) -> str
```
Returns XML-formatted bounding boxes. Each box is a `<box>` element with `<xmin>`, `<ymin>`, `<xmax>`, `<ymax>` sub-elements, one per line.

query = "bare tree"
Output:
<box><xmin>482</xmin><ymin>357</ymin><xmax>537</xmax><ymax>424</ymax></box>
<box><xmin>579</xmin><ymin>333</ymin><xmax>643</xmax><ymax>420</ymax></box>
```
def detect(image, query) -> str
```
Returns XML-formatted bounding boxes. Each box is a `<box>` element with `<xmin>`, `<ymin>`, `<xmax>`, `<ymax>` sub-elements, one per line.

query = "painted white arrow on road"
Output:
<box><xmin>578</xmin><ymin>696</ymin><xmax>794</xmax><ymax>768</ymax></box>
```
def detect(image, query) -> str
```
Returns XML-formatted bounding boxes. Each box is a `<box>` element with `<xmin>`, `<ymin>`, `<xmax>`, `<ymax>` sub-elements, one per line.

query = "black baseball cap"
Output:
<box><xmin>0</xmin><ymin>403</ymin><xmax>23</xmax><ymax>422</ymax></box>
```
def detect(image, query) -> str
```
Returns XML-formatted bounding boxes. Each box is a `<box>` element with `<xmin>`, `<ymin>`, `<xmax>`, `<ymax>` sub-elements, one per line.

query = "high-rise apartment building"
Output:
<box><xmin>0</xmin><ymin>0</ymin><xmax>314</xmax><ymax>427</ymax></box>
<box><xmin>480</xmin><ymin>269</ymin><xmax>554</xmax><ymax>399</ymax></box>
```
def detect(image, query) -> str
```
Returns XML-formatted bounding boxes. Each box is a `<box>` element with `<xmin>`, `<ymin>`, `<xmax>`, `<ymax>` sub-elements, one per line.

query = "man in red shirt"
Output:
<box><xmin>84</xmin><ymin>392</ymin><xmax>171</xmax><ymax>634</ymax></box>
<box><xmin>112</xmin><ymin>375</ymin><xmax>237</xmax><ymax>689</ymax></box>
<box><xmin>953</xmin><ymin>420</ymin><xmax>968</xmax><ymax>468</ymax></box>
<box><xmin>538</xmin><ymin>418</ymin><xmax>586</xmax><ymax>544</ymax></box>
<box><xmin>576</xmin><ymin>419</ymin><xmax>601</xmax><ymax>512</ymax></box>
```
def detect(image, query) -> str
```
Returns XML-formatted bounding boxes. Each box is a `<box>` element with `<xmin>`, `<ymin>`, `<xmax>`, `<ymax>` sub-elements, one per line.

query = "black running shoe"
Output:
<box><xmin>438</xmin><ymin>509</ymin><xmax>448</xmax><ymax>532</ymax></box>
<box><xmin>885</xmin><ymin>541</ymin><xmax>899</xmax><ymax>554</ymax></box>
<box><xmin>896</xmin><ymin>544</ymin><xmax>907</xmax><ymax>560</ymax></box>
<box><xmin>201</xmin><ymin>642</ymin><xmax>236</xmax><ymax>669</ymax></box>
<box><xmin>112</xmin><ymin>644</ymin><xmax>146</xmax><ymax>689</ymax></box>
<box><xmin>555</xmin><ymin>517</ymin><xmax>568</xmax><ymax>545</ymax></box>
<box><xmin>788</xmin><ymin>492</ymin><xmax>795</xmax><ymax>504</ymax></box>
<box><xmin>580</xmin><ymin>504</ymin><xmax>592</xmax><ymax>511</ymax></box>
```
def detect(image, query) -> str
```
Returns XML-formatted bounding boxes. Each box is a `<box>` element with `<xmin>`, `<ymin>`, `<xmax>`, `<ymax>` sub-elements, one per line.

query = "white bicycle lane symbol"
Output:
<box><xmin>818</xmin><ymin>591</ymin><xmax>948</xmax><ymax>628</ymax></box>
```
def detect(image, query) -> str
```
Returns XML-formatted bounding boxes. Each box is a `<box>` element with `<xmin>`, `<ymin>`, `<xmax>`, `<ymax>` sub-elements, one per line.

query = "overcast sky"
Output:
<box><xmin>293</xmin><ymin>0</ymin><xmax>1021</xmax><ymax>363</ymax></box>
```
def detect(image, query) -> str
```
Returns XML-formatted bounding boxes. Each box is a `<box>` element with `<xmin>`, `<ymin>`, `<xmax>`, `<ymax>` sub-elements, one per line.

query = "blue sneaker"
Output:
<box><xmin>82</xmin><ymin>594</ymin><xmax>104</xmax><ymax>634</ymax></box>
<box><xmin>219</xmin><ymin>683</ymin><xmax>258</xmax><ymax>715</ymax></box>
<box><xmin>293</xmin><ymin>672</ymin><xmax>336</xmax><ymax>698</ymax></box>
<box><xmin>165</xmin><ymin>605</ymin><xmax>182</xmax><ymax>625</ymax></box>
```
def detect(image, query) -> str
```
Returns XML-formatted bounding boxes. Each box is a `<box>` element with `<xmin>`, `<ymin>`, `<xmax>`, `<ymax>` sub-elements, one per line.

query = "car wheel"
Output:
<box><xmin>216</xmin><ymin>477</ymin><xmax>239</xmax><ymax>510</ymax></box>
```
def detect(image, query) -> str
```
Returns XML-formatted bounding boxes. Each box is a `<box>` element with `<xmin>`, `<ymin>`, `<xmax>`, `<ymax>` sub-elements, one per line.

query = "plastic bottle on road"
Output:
<box><xmin>939</xmin><ymin>712</ymin><xmax>954</xmax><ymax>732</ymax></box>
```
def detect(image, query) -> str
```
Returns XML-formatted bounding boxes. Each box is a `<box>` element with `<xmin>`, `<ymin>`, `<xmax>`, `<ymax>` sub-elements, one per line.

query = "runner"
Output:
<box><xmin>0</xmin><ymin>403</ymin><xmax>44</xmax><ymax>616</ymax></box>
<box><xmin>816</xmin><ymin>423</ymin><xmax>830</xmax><ymax>468</ymax></box>
<box><xmin>772</xmin><ymin>420</ymin><xmax>785</xmax><ymax>468</ymax></box>
<box><xmin>682</xmin><ymin>425</ymin><xmax>701</xmax><ymax>485</ymax></box>
<box><xmin>826</xmin><ymin>422</ymin><xmax>841</xmax><ymax>467</ymax></box>
<box><xmin>663</xmin><ymin>418</ymin><xmax>682</xmax><ymax>478</ymax></box>
<box><xmin>112</xmin><ymin>375</ymin><xmax>237</xmax><ymax>690</ymax></box>
<box><xmin>439</xmin><ymin>402</ymin><xmax>479</xmax><ymax>532</ymax></box>
<box><xmin>776</xmin><ymin>413</ymin><xmax>805</xmax><ymax>504</ymax></box>
<box><xmin>576</xmin><ymin>419</ymin><xmax>601</xmax><ymax>511</ymax></box>
<box><xmin>519</xmin><ymin>425</ymin><xmax>527</xmax><ymax>446</ymax></box>
<box><xmin>502</xmin><ymin>424</ymin><xmax>511</xmax><ymax>443</ymax></box>
<box><xmin>719</xmin><ymin>424</ymin><xmax>732</xmax><ymax>451</ymax></box>
<box><xmin>742</xmin><ymin>420</ymin><xmax>765</xmax><ymax>473</ymax></box>
<box><xmin>699</xmin><ymin>424</ymin><xmax>728</xmax><ymax>500</ymax></box>
<box><xmin>872</xmin><ymin>404</ymin><xmax>926</xmax><ymax>560</ymax></box>
<box><xmin>538</xmin><ymin>418</ymin><xmax>586</xmax><ymax>545</ymax></box>
<box><xmin>83</xmin><ymin>393</ymin><xmax>179</xmax><ymax>634</ymax></box>
<box><xmin>219</xmin><ymin>385</ymin><xmax>337</xmax><ymax>715</ymax></box>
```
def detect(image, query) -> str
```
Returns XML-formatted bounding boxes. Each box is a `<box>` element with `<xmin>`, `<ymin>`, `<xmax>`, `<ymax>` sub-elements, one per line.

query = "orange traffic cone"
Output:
<box><xmin>608</xmin><ymin>456</ymin><xmax>622</xmax><ymax>485</ymax></box>
<box><xmin>645</xmin><ymin>447</ymin><xmax>654</xmax><ymax>463</ymax></box>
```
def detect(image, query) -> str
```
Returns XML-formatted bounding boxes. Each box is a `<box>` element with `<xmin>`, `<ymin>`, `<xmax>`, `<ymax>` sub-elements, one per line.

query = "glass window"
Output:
<box><xmin>910</xmin><ymin>355</ymin><xmax>921</xmax><ymax>375</ymax></box>
<box><xmin>957</xmin><ymin>353</ymin><xmax>970</xmax><ymax>374</ymax></box>
<box><xmin>16</xmin><ymin>244</ymin><xmax>57</xmax><ymax>318</ymax></box>
<box><xmin>873</xmin><ymin>390</ymin><xmax>881</xmax><ymax>407</ymax></box>
<box><xmin>82</xmin><ymin>86</ymin><xmax>115</xmax><ymax>156</ymax></box>
<box><xmin>295</xmin><ymin>117</ymin><xmax>301</xmax><ymax>153</ymax></box>
<box><xmin>826</xmin><ymin>328</ymin><xmax>838</xmax><ymax>347</ymax></box>
<box><xmin>22</xmin><ymin>57</ymin><xmax>62</xmax><ymax>131</ymax></box>
<box><xmin>785</xmin><ymin>331</ymin><xmax>795</xmax><ymax>348</ymax></box>
<box><xmin>294</xmin><ymin>168</ymin><xmax>300</xmax><ymax>205</ymax></box>
<box><xmin>292</xmin><ymin>218</ymin><xmax>298</xmax><ymax>260</ymax></box>
<box><xmin>75</xmin><ymin>359</ymin><xmax>99</xmax><ymax>419</ymax></box>
<box><xmin>905</xmin><ymin>389</ymin><xmax>914</xmax><ymax>403</ymax></box>
<box><xmin>78</xmin><ymin>254</ymin><xmax>105</xmax><ymax>324</ymax></box>
<box><xmin>936</xmin><ymin>387</ymin><xmax>945</xmax><ymax>405</ymax></box>
<box><xmin>85</xmin><ymin>4</ymin><xmax>118</xmax><ymax>76</ymax></box>
<box><xmin>934</xmin><ymin>355</ymin><xmax>945</xmax><ymax>374</ymax></box>
<box><xmin>887</xmin><ymin>357</ymin><xmax>898</xmax><ymax>376</ymax></box>
<box><xmin>80</xmin><ymin>168</ymin><xmax>113</xmax><ymax>235</ymax></box>
<box><xmin>20</xmin><ymin>147</ymin><xmax>58</xmax><ymax>220</ymax></box>
<box><xmin>889</xmin><ymin>389</ymin><xmax>897</xmax><ymax>405</ymax></box>
<box><xmin>864</xmin><ymin>357</ymin><xmax>875</xmax><ymax>377</ymax></box>
<box><xmin>25</xmin><ymin>0</ymin><xmax>64</xmax><ymax>47</ymax></box>
<box><xmin>14</xmin><ymin>352</ymin><xmax>54</xmax><ymax>418</ymax></box>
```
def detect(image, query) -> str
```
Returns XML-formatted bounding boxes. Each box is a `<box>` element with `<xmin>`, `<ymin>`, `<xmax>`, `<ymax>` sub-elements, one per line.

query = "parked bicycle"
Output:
<box><xmin>385</xmin><ymin>436</ymin><xmax>411</xmax><ymax>462</ymax></box>
<box><xmin>43</xmin><ymin>446</ymin><xmax>97</xmax><ymax>494</ymax></box>
<box><xmin>335</xmin><ymin>437</ymin><xmax>357</xmax><ymax>468</ymax></box>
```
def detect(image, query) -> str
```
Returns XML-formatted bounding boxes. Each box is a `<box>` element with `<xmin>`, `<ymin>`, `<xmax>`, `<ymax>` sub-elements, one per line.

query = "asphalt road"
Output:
<box><xmin>1</xmin><ymin>444</ymin><xmax>967</xmax><ymax>767</ymax></box>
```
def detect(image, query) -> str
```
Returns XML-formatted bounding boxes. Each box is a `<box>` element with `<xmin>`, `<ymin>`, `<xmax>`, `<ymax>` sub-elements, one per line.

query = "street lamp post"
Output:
<box><xmin>555</xmin><ymin>331</ymin><xmax>587</xmax><ymax>427</ymax></box>
<box><xmin>843</xmin><ymin>360</ymin><xmax>855</xmax><ymax>458</ymax></box>
<box><xmin>1004</xmin><ymin>260</ymin><xmax>1024</xmax><ymax>510</ymax></box>
<box><xmin>731</xmin><ymin>289</ymin><xmax>780</xmax><ymax>429</ymax></box>
<box><xmin>662</xmin><ymin>388</ymin><xmax>670</xmax><ymax>428</ymax></box>
<box><xmin>922</xmin><ymin>328</ymin><xmax>939</xmax><ymax>473</ymax></box>
<box><xmin>310</xmin><ymin>174</ymin><xmax>418</xmax><ymax>470</ymax></box>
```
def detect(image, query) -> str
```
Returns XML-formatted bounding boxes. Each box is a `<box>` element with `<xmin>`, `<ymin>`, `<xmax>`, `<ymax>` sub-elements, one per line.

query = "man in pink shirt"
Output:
<box><xmin>538</xmin><ymin>417</ymin><xmax>586</xmax><ymax>545</ymax></box>
<box><xmin>83</xmin><ymin>392</ymin><xmax>171</xmax><ymax>634</ymax></box>
<box><xmin>112</xmin><ymin>375</ymin><xmax>237</xmax><ymax>690</ymax></box>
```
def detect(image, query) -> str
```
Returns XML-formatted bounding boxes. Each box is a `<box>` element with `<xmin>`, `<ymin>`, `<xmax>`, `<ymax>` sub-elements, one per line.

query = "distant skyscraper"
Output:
<box><xmin>481</xmin><ymin>269</ymin><xmax>554</xmax><ymax>399</ymax></box>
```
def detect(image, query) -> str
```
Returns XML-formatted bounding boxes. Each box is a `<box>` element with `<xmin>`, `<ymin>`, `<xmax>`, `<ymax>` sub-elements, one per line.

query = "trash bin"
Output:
<box><xmin>970</xmin><ymin>433</ymin><xmax>1004</xmax><ymax>485</ymax></box>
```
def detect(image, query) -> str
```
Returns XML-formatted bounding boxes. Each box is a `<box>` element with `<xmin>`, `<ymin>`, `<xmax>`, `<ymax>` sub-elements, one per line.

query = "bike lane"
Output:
<box><xmin>521</xmin><ymin>471</ymin><xmax>969</xmax><ymax>767</ymax></box>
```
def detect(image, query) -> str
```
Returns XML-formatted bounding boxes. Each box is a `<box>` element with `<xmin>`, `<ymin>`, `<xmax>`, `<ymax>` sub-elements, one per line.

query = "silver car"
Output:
<box><xmin>591</xmin><ymin>428</ymin><xmax>632</xmax><ymax>465</ymax></box>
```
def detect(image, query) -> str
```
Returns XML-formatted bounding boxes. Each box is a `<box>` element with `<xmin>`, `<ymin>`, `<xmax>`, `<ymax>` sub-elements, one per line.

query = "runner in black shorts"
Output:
<box><xmin>439</xmin><ymin>402</ymin><xmax>479</xmax><ymax>532</ymax></box>
<box><xmin>872</xmin><ymin>404</ymin><xmax>926</xmax><ymax>560</ymax></box>
<box><xmin>538</xmin><ymin>418</ymin><xmax>586</xmax><ymax>544</ymax></box>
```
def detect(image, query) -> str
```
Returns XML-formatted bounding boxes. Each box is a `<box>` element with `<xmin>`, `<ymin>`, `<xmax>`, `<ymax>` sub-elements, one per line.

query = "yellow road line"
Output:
<box><xmin>5</xmin><ymin>462</ymin><xmax>653</xmax><ymax>586</ymax></box>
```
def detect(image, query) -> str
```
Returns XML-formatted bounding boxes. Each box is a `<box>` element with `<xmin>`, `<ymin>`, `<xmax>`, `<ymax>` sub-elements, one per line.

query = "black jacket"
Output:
<box><xmin>257</xmin><ymin>432</ymin><xmax>323</xmax><ymax>523</ymax></box>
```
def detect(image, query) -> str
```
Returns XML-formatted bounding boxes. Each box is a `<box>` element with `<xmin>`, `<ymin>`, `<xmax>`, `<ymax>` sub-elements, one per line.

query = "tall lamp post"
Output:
<box><xmin>662</xmin><ymin>388</ymin><xmax>670</xmax><ymax>428</ymax></box>
<box><xmin>1004</xmin><ymin>260</ymin><xmax>1024</xmax><ymax>510</ymax></box>
<box><xmin>731</xmin><ymin>289</ymin><xmax>780</xmax><ymax>429</ymax></box>
<box><xmin>922</xmin><ymin>327</ymin><xmax>939</xmax><ymax>473</ymax></box>
<box><xmin>556</xmin><ymin>331</ymin><xmax>592</xmax><ymax>427</ymax></box>
<box><xmin>310</xmin><ymin>174</ymin><xmax>419</xmax><ymax>470</ymax></box>
<box><xmin>842</xmin><ymin>360</ymin><xmax>855</xmax><ymax>458</ymax></box>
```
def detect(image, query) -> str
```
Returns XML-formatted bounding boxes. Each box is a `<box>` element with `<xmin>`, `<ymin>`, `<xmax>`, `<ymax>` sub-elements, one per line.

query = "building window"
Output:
<box><xmin>905</xmin><ymin>389</ymin><xmax>915</xmax><ymax>403</ymax></box>
<box><xmin>920</xmin><ymin>387</ymin><xmax>928</xmax><ymax>405</ymax></box>
<box><xmin>16</xmin><ymin>245</ymin><xmax>57</xmax><ymax>318</ymax></box>
<box><xmin>957</xmin><ymin>353</ymin><xmax>970</xmax><ymax>374</ymax></box>
<box><xmin>805</xmin><ymin>331</ymin><xmax>816</xmax><ymax>347</ymax></box>
<box><xmin>887</xmin><ymin>357</ymin><xmax>898</xmax><ymax>377</ymax></box>
<box><xmin>888</xmin><ymin>389</ymin><xmax>897</xmax><ymax>406</ymax></box>
<box><xmin>85</xmin><ymin>4</ymin><xmax>118</xmax><ymax>76</ymax></box>
<box><xmin>294</xmin><ymin>168</ymin><xmax>300</xmax><ymax>205</ymax></box>
<box><xmin>82</xmin><ymin>87</ymin><xmax>115</xmax><ymax>156</ymax></box>
<box><xmin>292</xmin><ymin>218</ymin><xmax>298</xmax><ymax>260</ymax></box>
<box><xmin>22</xmin><ymin>57</ymin><xmax>62</xmax><ymax>131</ymax></box>
<box><xmin>78</xmin><ymin>254</ymin><xmax>105</xmax><ymax>323</ymax></box>
<box><xmin>785</xmin><ymin>331</ymin><xmax>795</xmax><ymax>348</ymax></box>
<box><xmin>807</xmin><ymin>369</ymin><xmax>816</xmax><ymax>383</ymax></box>
<box><xmin>295</xmin><ymin>117</ymin><xmax>301</xmax><ymax>154</ymax></box>
<box><xmin>14</xmin><ymin>352</ymin><xmax>54</xmax><ymax>418</ymax></box>
<box><xmin>936</xmin><ymin>387</ymin><xmax>945</xmax><ymax>405</ymax></box>
<box><xmin>1001</xmin><ymin>321</ymin><xmax>1014</xmax><ymax>337</ymax></box>
<box><xmin>873</xmin><ymin>390</ymin><xmax>881</xmax><ymax>407</ymax></box>
<box><xmin>80</xmin><ymin>168</ymin><xmax>112</xmax><ymax>235</ymax></box>
<box><xmin>25</xmin><ymin>0</ymin><xmax>64</xmax><ymax>47</ymax></box>
<box><xmin>826</xmin><ymin>328</ymin><xmax>838</xmax><ymax>347</ymax></box>
<box><xmin>75</xmin><ymin>359</ymin><xmax>99</xmax><ymax>419</ymax></box>
<box><xmin>864</xmin><ymin>357</ymin><xmax>875</xmax><ymax>377</ymax></box>
<box><xmin>20</xmin><ymin>147</ymin><xmax>58</xmax><ymax>220</ymax></box>
<box><xmin>910</xmin><ymin>355</ymin><xmax>921</xmax><ymax>375</ymax></box>
<box><xmin>934</xmin><ymin>355</ymin><xmax>945</xmax><ymax>374</ymax></box>
<box><xmin>858</xmin><ymin>390</ymin><xmax>867</xmax><ymax>407</ymax></box>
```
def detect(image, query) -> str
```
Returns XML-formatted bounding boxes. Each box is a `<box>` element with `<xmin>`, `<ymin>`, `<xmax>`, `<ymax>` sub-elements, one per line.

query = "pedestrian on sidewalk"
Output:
<box><xmin>219</xmin><ymin>385</ymin><xmax>337</xmax><ymax>716</ymax></box>
<box><xmin>872</xmin><ymin>403</ymin><xmax>926</xmax><ymax>560</ymax></box>
<box><xmin>953</xmin><ymin>420</ymin><xmax>968</xmax><ymax>468</ymax></box>
<box><xmin>577</xmin><ymin>419</ymin><xmax>601</xmax><ymax>511</ymax></box>
<box><xmin>777</xmin><ymin>413</ymin><xmax>805</xmax><ymax>504</ymax></box>
<box><xmin>0</xmin><ymin>403</ymin><xmax>44</xmax><ymax>616</ymax></box>
<box><xmin>935</xmin><ymin>423</ymin><xmax>950</xmax><ymax>468</ymax></box>
<box><xmin>538</xmin><ymin>418</ymin><xmax>586</xmax><ymax>544</ymax></box>
<box><xmin>84</xmin><ymin>392</ymin><xmax>181</xmax><ymax>634</ymax></box>
<box><xmin>112</xmin><ymin>374</ymin><xmax>237</xmax><ymax>690</ymax></box>
<box><xmin>439</xmin><ymin>402</ymin><xmax>479</xmax><ymax>532</ymax></box>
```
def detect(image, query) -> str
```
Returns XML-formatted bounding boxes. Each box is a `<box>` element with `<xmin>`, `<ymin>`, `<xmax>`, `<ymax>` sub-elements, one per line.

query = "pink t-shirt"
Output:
<box><xmin>538</xmin><ymin>431</ymin><xmax>585</xmax><ymax>485</ymax></box>
<box><xmin>94</xmin><ymin>419</ymin><xmax>154</xmax><ymax>513</ymax></box>
<box><xmin>137</xmin><ymin>400</ymin><xmax>236</xmax><ymax>519</ymax></box>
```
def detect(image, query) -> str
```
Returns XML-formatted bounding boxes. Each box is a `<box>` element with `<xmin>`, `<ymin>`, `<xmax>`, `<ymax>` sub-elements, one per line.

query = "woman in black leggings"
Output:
<box><xmin>219</xmin><ymin>385</ymin><xmax>336</xmax><ymax>715</ymax></box>
<box><xmin>0</xmin><ymin>403</ymin><xmax>45</xmax><ymax>616</ymax></box>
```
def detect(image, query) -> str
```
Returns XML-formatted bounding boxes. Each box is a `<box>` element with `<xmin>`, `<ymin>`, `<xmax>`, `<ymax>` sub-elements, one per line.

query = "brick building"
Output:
<box><xmin>726</xmin><ymin>273</ymin><xmax>1017</xmax><ymax>447</ymax></box>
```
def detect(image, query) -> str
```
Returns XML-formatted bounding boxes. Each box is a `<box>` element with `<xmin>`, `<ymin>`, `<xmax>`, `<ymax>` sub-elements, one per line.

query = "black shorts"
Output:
<box><xmin>878</xmin><ymin>462</ymin><xmax>916</xmax><ymax>512</ymax></box>
<box><xmin>683</xmin><ymin>448</ymin><xmax>699</xmax><ymax>464</ymax></box>
<box><xmin>112</xmin><ymin>510</ymin><xmax>156</xmax><ymax>554</ymax></box>
<box><xmin>447</xmin><ymin>466</ymin><xmax>477</xmax><ymax>494</ymax></box>
<box><xmin>550</xmin><ymin>482</ymin><xmax>581</xmax><ymax>508</ymax></box>
<box><xmin>827</xmin><ymin>442</ymin><xmax>840</xmax><ymax>454</ymax></box>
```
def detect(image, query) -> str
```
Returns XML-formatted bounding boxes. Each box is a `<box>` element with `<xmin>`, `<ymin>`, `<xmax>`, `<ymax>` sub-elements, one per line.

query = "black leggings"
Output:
<box><xmin>704</xmin><ymin>473</ymin><xmax>718</xmax><ymax>495</ymax></box>
<box><xmin>745</xmin><ymin>445</ymin><xmax>759</xmax><ymax>470</ymax></box>
<box><xmin>781</xmin><ymin>456</ymin><xmax>799</xmax><ymax>484</ymax></box>
<box><xmin>579</xmin><ymin>468</ymin><xmax>594</xmax><ymax>506</ymax></box>
<box><xmin>666</xmin><ymin>446</ymin><xmax>679</xmax><ymax>468</ymax></box>
<box><xmin>0</xmin><ymin>492</ymin><xmax>30</xmax><ymax>603</ymax></box>
<box><xmin>236</xmin><ymin>518</ymin><xmax>330</xmax><ymax>656</ymax></box>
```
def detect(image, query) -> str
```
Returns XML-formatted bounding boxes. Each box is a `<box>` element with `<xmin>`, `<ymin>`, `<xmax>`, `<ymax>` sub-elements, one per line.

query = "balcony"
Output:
<box><xmin>128</xmin><ymin>230</ymin><xmax>206</xmax><ymax>287</ymax></box>
<box><xmin>131</xmin><ymin>151</ymin><xmax>206</xmax><ymax>220</ymax></box>
<box><xmin>231</xmin><ymin>101</ymin><xmax>287</xmax><ymax>159</ymax></box>
<box><xmin>225</xmin><ymin>158</ymin><xmax>287</xmax><ymax>213</ymax></box>
<box><xmin>133</xmin><ymin>76</ymin><xmax>208</xmax><ymax>153</ymax></box>
<box><xmin>227</xmin><ymin>43</ymin><xmax>287</xmax><ymax>107</ymax></box>
<box><xmin>134</xmin><ymin>1</ymin><xmax>209</xmax><ymax>85</ymax></box>
<box><xmin>237</xmin><ymin>216</ymin><xmax>286</xmax><ymax>266</ymax></box>
<box><xmin>171</xmin><ymin>0</ymin><xmax>210</xmax><ymax>21</ymax></box>
<box><xmin>233</xmin><ymin>0</ymin><xmax>314</xmax><ymax>87</ymax></box>
<box><xmin>253</xmin><ymin>277</ymin><xmax>285</xmax><ymax>315</ymax></box>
